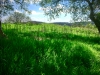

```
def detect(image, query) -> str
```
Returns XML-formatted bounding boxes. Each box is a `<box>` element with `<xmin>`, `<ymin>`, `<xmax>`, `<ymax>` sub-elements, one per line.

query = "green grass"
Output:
<box><xmin>0</xmin><ymin>23</ymin><xmax>100</xmax><ymax>75</ymax></box>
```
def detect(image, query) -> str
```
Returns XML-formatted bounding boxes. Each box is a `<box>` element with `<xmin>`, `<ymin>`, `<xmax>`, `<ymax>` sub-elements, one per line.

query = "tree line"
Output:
<box><xmin>4</xmin><ymin>12</ymin><xmax>31</xmax><ymax>23</ymax></box>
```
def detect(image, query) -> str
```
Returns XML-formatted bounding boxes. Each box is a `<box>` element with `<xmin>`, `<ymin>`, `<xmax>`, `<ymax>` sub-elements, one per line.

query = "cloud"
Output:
<box><xmin>31</xmin><ymin>10</ymin><xmax>43</xmax><ymax>15</ymax></box>
<box><xmin>30</xmin><ymin>15</ymin><xmax>71</xmax><ymax>23</ymax></box>
<box><xmin>30</xmin><ymin>15</ymin><xmax>49</xmax><ymax>23</ymax></box>
<box><xmin>39</xmin><ymin>7</ymin><xmax>42</xmax><ymax>11</ymax></box>
<box><xmin>29</xmin><ymin>10</ymin><xmax>71</xmax><ymax>23</ymax></box>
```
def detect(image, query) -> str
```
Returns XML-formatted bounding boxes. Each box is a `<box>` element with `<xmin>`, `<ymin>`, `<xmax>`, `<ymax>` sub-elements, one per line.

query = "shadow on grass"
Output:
<box><xmin>23</xmin><ymin>30</ymin><xmax>100</xmax><ymax>45</ymax></box>
<box><xmin>43</xmin><ymin>32</ymin><xmax>100</xmax><ymax>44</ymax></box>
<box><xmin>5</xmin><ymin>29</ymin><xmax>100</xmax><ymax>45</ymax></box>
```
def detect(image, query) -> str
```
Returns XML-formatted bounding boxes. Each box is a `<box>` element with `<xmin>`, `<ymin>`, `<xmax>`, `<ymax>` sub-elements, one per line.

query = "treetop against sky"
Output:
<box><xmin>2</xmin><ymin>0</ymin><xmax>99</xmax><ymax>23</ymax></box>
<box><xmin>1</xmin><ymin>0</ymin><xmax>71</xmax><ymax>23</ymax></box>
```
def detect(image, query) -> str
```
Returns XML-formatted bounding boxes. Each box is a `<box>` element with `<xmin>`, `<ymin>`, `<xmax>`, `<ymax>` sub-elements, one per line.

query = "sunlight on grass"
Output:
<box><xmin>0</xmin><ymin>23</ymin><xmax>100</xmax><ymax>75</ymax></box>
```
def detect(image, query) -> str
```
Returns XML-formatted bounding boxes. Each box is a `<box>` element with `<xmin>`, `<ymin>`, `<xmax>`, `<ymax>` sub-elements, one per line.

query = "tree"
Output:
<box><xmin>5</xmin><ymin>12</ymin><xmax>31</xmax><ymax>23</ymax></box>
<box><xmin>39</xmin><ymin>0</ymin><xmax>100</xmax><ymax>33</ymax></box>
<box><xmin>0</xmin><ymin>0</ymin><xmax>31</xmax><ymax>38</ymax></box>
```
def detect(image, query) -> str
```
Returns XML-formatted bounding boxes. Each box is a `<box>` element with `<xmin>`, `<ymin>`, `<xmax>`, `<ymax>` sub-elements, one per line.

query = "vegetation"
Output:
<box><xmin>5</xmin><ymin>12</ymin><xmax>31</xmax><ymax>23</ymax></box>
<box><xmin>39</xmin><ymin>0</ymin><xmax>100</xmax><ymax>33</ymax></box>
<box><xmin>1</xmin><ymin>0</ymin><xmax>100</xmax><ymax>38</ymax></box>
<box><xmin>0</xmin><ymin>23</ymin><xmax>100</xmax><ymax>75</ymax></box>
<box><xmin>1</xmin><ymin>0</ymin><xmax>100</xmax><ymax>75</ymax></box>
<box><xmin>0</xmin><ymin>0</ymin><xmax>31</xmax><ymax>38</ymax></box>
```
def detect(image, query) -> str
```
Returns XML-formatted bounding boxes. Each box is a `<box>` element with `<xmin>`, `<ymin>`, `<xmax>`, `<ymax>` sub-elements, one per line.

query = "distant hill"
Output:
<box><xmin>73</xmin><ymin>21</ymin><xmax>94</xmax><ymax>25</ymax></box>
<box><xmin>24</xmin><ymin>21</ymin><xmax>93</xmax><ymax>26</ymax></box>
<box><xmin>28</xmin><ymin>21</ymin><xmax>44</xmax><ymax>24</ymax></box>
<box><xmin>51</xmin><ymin>22</ymin><xmax>72</xmax><ymax>26</ymax></box>
<box><xmin>51</xmin><ymin>21</ymin><xmax>93</xmax><ymax>26</ymax></box>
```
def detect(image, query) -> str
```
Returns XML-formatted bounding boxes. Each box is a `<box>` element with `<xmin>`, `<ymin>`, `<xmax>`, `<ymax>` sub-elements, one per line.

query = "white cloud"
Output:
<box><xmin>39</xmin><ymin>7</ymin><xmax>42</xmax><ymax>11</ymax></box>
<box><xmin>30</xmin><ymin>15</ymin><xmax>71</xmax><ymax>23</ymax></box>
<box><xmin>31</xmin><ymin>16</ymin><xmax>47</xmax><ymax>22</ymax></box>
<box><xmin>31</xmin><ymin>10</ymin><xmax>43</xmax><ymax>15</ymax></box>
<box><xmin>39</xmin><ymin>7</ymin><xmax>43</xmax><ymax>11</ymax></box>
<box><xmin>29</xmin><ymin>10</ymin><xmax>71</xmax><ymax>23</ymax></box>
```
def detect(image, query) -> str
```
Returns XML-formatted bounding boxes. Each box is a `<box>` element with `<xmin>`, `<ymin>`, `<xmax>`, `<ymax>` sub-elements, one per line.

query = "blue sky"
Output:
<box><xmin>2</xmin><ymin>2</ymin><xmax>71</xmax><ymax>23</ymax></box>
<box><xmin>26</xmin><ymin>4</ymin><xmax>71</xmax><ymax>23</ymax></box>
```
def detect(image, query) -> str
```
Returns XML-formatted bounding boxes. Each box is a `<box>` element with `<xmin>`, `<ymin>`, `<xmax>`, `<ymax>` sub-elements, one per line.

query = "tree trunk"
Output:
<box><xmin>87</xmin><ymin>0</ymin><xmax>100</xmax><ymax>33</ymax></box>
<box><xmin>93</xmin><ymin>20</ymin><xmax>100</xmax><ymax>33</ymax></box>
<box><xmin>90</xmin><ymin>14</ymin><xmax>100</xmax><ymax>33</ymax></box>
<box><xmin>0</xmin><ymin>20</ymin><xmax>7</xmax><ymax>38</ymax></box>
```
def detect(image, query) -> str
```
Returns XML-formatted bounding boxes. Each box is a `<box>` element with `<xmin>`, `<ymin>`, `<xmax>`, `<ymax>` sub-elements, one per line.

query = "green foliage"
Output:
<box><xmin>39</xmin><ymin>0</ymin><xmax>100</xmax><ymax>21</ymax></box>
<box><xmin>0</xmin><ymin>23</ymin><xmax>100</xmax><ymax>75</ymax></box>
<box><xmin>39</xmin><ymin>0</ymin><xmax>100</xmax><ymax>33</ymax></box>
<box><xmin>5</xmin><ymin>12</ymin><xmax>31</xmax><ymax>23</ymax></box>
<box><xmin>0</xmin><ymin>0</ymin><xmax>31</xmax><ymax>16</ymax></box>
<box><xmin>95</xmin><ymin>13</ymin><xmax>100</xmax><ymax>20</ymax></box>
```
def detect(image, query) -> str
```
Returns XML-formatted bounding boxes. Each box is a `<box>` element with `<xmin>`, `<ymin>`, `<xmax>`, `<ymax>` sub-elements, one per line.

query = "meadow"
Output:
<box><xmin>0</xmin><ymin>23</ymin><xmax>100</xmax><ymax>75</ymax></box>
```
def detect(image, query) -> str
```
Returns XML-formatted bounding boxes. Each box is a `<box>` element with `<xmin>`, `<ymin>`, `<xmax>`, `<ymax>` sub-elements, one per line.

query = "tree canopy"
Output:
<box><xmin>5</xmin><ymin>12</ymin><xmax>31</xmax><ymax>23</ymax></box>
<box><xmin>39</xmin><ymin>0</ymin><xmax>100</xmax><ymax>20</ymax></box>
<box><xmin>0</xmin><ymin>0</ymin><xmax>31</xmax><ymax>38</ymax></box>
<box><xmin>39</xmin><ymin>0</ymin><xmax>100</xmax><ymax>33</ymax></box>
<box><xmin>0</xmin><ymin>0</ymin><xmax>31</xmax><ymax>15</ymax></box>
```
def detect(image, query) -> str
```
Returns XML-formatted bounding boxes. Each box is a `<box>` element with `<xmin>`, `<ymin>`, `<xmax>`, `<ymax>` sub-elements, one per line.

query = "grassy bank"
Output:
<box><xmin>0</xmin><ymin>23</ymin><xmax>100</xmax><ymax>75</ymax></box>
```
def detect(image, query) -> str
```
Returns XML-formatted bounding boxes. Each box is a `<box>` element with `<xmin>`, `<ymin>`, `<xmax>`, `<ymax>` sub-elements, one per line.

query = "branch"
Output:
<box><xmin>86</xmin><ymin>0</ymin><xmax>95</xmax><ymax>21</ymax></box>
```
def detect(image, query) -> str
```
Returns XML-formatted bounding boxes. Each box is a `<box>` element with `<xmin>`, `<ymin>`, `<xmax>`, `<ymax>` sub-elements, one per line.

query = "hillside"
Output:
<box><xmin>0</xmin><ymin>23</ymin><xmax>100</xmax><ymax>75</ymax></box>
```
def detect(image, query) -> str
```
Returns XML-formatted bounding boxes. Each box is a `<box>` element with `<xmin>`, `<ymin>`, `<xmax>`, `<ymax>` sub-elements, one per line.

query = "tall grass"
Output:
<box><xmin>0</xmin><ymin>23</ymin><xmax>100</xmax><ymax>75</ymax></box>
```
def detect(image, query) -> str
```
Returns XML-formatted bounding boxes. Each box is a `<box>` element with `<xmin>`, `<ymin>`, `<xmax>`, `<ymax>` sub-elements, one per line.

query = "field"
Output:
<box><xmin>0</xmin><ymin>23</ymin><xmax>100</xmax><ymax>75</ymax></box>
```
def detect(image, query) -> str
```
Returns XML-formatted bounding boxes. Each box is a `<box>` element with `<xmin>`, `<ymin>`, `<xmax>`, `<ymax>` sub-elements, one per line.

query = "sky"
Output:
<box><xmin>25</xmin><ymin>4</ymin><xmax>72</xmax><ymax>23</ymax></box>
<box><xmin>2</xmin><ymin>0</ymin><xmax>91</xmax><ymax>23</ymax></box>
<box><xmin>2</xmin><ymin>1</ymin><xmax>71</xmax><ymax>23</ymax></box>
